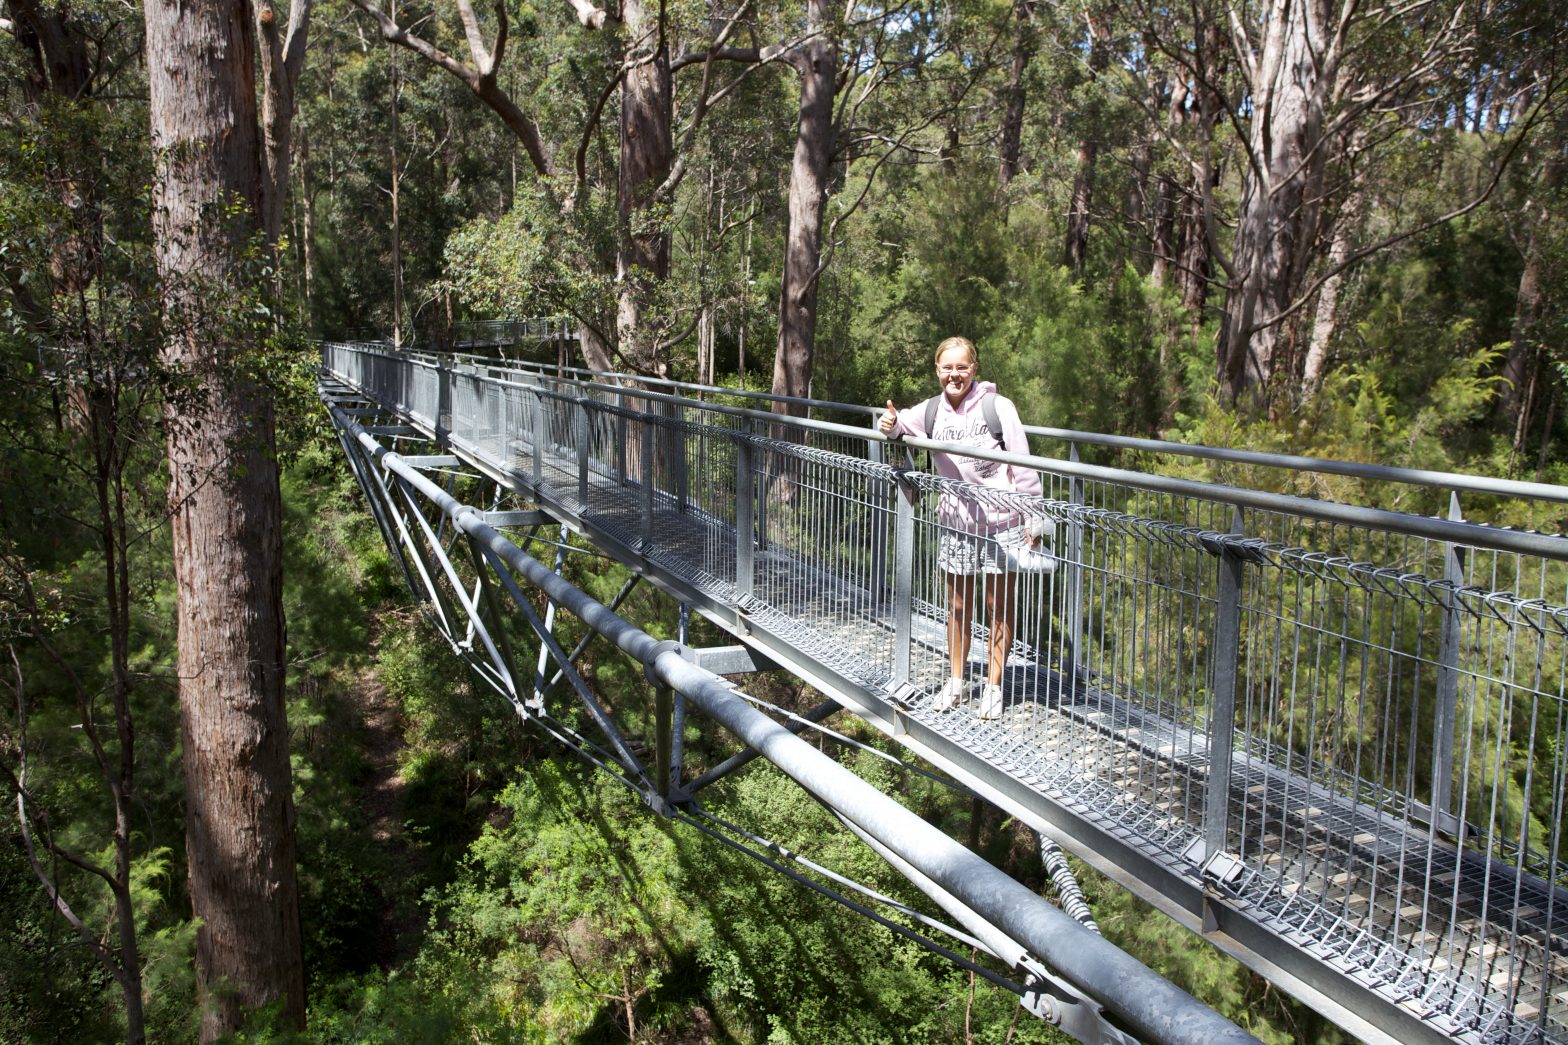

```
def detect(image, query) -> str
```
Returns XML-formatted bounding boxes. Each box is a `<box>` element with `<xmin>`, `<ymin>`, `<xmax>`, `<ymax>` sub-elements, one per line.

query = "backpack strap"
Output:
<box><xmin>980</xmin><ymin>392</ymin><xmax>1005</xmax><ymax>451</ymax></box>
<box><xmin>923</xmin><ymin>391</ymin><xmax>1006</xmax><ymax>449</ymax></box>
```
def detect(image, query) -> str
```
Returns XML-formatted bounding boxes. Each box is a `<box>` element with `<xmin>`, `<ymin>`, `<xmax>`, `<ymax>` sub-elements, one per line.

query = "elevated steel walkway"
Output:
<box><xmin>321</xmin><ymin>340</ymin><xmax>1568</xmax><ymax>1044</ymax></box>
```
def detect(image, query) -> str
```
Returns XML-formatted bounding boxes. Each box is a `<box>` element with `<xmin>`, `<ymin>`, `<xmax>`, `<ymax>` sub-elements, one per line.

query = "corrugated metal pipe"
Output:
<box><xmin>1039</xmin><ymin>831</ymin><xmax>1100</xmax><ymax>934</ymax></box>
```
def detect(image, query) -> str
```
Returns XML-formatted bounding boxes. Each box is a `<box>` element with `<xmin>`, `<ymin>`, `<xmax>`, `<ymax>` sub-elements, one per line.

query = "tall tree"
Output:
<box><xmin>1497</xmin><ymin>109</ymin><xmax>1566</xmax><ymax>453</ymax></box>
<box><xmin>1063</xmin><ymin>9</ymin><xmax>1109</xmax><ymax>274</ymax></box>
<box><xmin>0</xmin><ymin>6</ymin><xmax>157</xmax><ymax>1039</ymax></box>
<box><xmin>255</xmin><ymin>0</ymin><xmax>311</xmax><ymax>249</ymax></box>
<box><xmin>771</xmin><ymin>0</ymin><xmax>837</xmax><ymax>407</ymax></box>
<box><xmin>1211</xmin><ymin>0</ymin><xmax>1504</xmax><ymax>406</ymax></box>
<box><xmin>614</xmin><ymin>0</ymin><xmax>675</xmax><ymax>376</ymax></box>
<box><xmin>141</xmin><ymin>0</ymin><xmax>305</xmax><ymax>1035</ymax></box>
<box><xmin>996</xmin><ymin>0</ymin><xmax>1036</xmax><ymax>191</ymax></box>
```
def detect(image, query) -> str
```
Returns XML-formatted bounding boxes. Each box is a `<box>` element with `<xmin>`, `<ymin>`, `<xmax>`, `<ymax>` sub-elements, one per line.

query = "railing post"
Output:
<box><xmin>575</xmin><ymin>397</ymin><xmax>590</xmax><ymax>508</ymax></box>
<box><xmin>614</xmin><ymin>393</ymin><xmax>628</xmax><ymax>486</ymax></box>
<box><xmin>530</xmin><ymin>392</ymin><xmax>545</xmax><ymax>491</ymax></box>
<box><xmin>892</xmin><ymin>475</ymin><xmax>917</xmax><ymax>687</ymax></box>
<box><xmin>1431</xmin><ymin>491</ymin><xmax>1466</xmax><ymax>831</ymax></box>
<box><xmin>641</xmin><ymin>417</ymin><xmax>655</xmax><ymax>543</ymax></box>
<box><xmin>867</xmin><ymin>425</ymin><xmax>890</xmax><ymax>607</ymax></box>
<box><xmin>735</xmin><ymin>420</ymin><xmax>756</xmax><ymax>597</ymax></box>
<box><xmin>672</xmin><ymin>403</ymin><xmax>689</xmax><ymax>513</ymax></box>
<box><xmin>437</xmin><ymin>357</ymin><xmax>453</xmax><ymax>439</ymax></box>
<box><xmin>1203</xmin><ymin>508</ymin><xmax>1246</xmax><ymax>867</ymax></box>
<box><xmin>1064</xmin><ymin>443</ymin><xmax>1086</xmax><ymax>682</ymax></box>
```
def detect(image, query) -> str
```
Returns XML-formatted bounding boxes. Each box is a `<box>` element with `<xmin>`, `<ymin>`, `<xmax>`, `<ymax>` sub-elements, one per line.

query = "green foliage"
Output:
<box><xmin>1170</xmin><ymin>341</ymin><xmax>1506</xmax><ymax>516</ymax></box>
<box><xmin>0</xmin><ymin>837</ymin><xmax>120</xmax><ymax>1043</ymax></box>
<box><xmin>444</xmin><ymin>183</ymin><xmax>617</xmax><ymax>336</ymax></box>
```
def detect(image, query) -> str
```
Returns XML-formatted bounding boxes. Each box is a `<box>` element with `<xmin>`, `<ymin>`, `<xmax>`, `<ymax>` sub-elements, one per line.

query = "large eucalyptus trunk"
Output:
<box><xmin>255</xmin><ymin>0</ymin><xmax>310</xmax><ymax>248</ymax></box>
<box><xmin>771</xmin><ymin>0</ymin><xmax>836</xmax><ymax>415</ymax></box>
<box><xmin>996</xmin><ymin>0</ymin><xmax>1034</xmax><ymax>192</ymax></box>
<box><xmin>141</xmin><ymin>0</ymin><xmax>305</xmax><ymax>1035</ymax></box>
<box><xmin>615</xmin><ymin>0</ymin><xmax>673</xmax><ymax>377</ymax></box>
<box><xmin>1216</xmin><ymin>0</ymin><xmax>1334</xmax><ymax>405</ymax></box>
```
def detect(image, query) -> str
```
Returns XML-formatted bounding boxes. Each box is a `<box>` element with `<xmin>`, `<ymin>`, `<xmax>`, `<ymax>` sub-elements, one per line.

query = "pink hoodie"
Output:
<box><xmin>890</xmin><ymin>380</ymin><xmax>1043</xmax><ymax>535</ymax></box>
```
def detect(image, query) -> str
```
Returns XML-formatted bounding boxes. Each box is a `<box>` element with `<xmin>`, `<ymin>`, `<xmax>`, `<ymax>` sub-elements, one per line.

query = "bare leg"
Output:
<box><xmin>947</xmin><ymin>572</ymin><xmax>975</xmax><ymax>680</ymax></box>
<box><xmin>986</xmin><ymin>570</ymin><xmax>1018</xmax><ymax>687</ymax></box>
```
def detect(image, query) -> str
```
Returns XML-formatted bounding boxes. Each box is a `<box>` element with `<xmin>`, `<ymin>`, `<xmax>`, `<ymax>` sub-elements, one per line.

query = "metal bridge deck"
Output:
<box><xmin>323</xmin><ymin>343</ymin><xmax>1568</xmax><ymax>1045</ymax></box>
<box><xmin>553</xmin><ymin>432</ymin><xmax>1568</xmax><ymax>1043</ymax></box>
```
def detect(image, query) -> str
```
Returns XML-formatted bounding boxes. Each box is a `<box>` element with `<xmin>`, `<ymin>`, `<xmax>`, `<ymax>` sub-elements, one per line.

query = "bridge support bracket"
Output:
<box><xmin>681</xmin><ymin>644</ymin><xmax>779</xmax><ymax>675</ymax></box>
<box><xmin>481</xmin><ymin>509</ymin><xmax>557</xmax><ymax>528</ymax></box>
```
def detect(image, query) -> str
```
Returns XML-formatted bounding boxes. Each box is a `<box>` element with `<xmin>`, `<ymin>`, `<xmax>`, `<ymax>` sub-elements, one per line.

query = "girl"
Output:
<box><xmin>879</xmin><ymin>336</ymin><xmax>1046</xmax><ymax>720</ymax></box>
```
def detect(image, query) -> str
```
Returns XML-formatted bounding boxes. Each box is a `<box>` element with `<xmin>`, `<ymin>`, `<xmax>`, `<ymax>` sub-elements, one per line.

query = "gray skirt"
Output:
<box><xmin>938</xmin><ymin>530</ymin><xmax>1006</xmax><ymax>576</ymax></box>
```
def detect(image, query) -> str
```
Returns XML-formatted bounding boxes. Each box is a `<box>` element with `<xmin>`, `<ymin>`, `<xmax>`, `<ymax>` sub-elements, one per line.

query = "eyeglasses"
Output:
<box><xmin>937</xmin><ymin>365</ymin><xmax>973</xmax><ymax>376</ymax></box>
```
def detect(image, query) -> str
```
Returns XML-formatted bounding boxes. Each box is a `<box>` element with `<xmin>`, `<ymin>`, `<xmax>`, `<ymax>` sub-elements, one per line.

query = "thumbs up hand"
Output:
<box><xmin>878</xmin><ymin>399</ymin><xmax>898</xmax><ymax>435</ymax></box>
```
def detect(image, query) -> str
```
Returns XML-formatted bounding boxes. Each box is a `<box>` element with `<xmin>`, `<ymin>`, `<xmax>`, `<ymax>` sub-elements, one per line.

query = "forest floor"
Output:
<box><xmin>351</xmin><ymin>656</ymin><xmax>429</xmax><ymax>967</ymax></box>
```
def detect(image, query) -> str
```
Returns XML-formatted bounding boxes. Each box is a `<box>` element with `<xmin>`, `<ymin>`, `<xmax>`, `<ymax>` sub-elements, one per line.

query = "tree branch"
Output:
<box><xmin>565</xmin><ymin>0</ymin><xmax>613</xmax><ymax>28</ymax></box>
<box><xmin>346</xmin><ymin>0</ymin><xmax>553</xmax><ymax>177</ymax></box>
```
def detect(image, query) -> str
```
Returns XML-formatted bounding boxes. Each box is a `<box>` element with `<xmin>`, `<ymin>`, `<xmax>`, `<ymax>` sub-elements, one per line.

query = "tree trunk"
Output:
<box><xmin>996</xmin><ymin>0</ymin><xmax>1034</xmax><ymax>192</ymax></box>
<box><xmin>1177</xmin><ymin>189</ymin><xmax>1211</xmax><ymax>320</ymax></box>
<box><xmin>141</xmin><ymin>0</ymin><xmax>306</xmax><ymax>1036</ymax></box>
<box><xmin>1064</xmin><ymin>25</ymin><xmax>1109</xmax><ymax>275</ymax></box>
<box><xmin>1301</xmin><ymin>186</ymin><xmax>1360</xmax><ymax>400</ymax></box>
<box><xmin>1178</xmin><ymin>18</ymin><xmax>1223</xmax><ymax>331</ymax></box>
<box><xmin>256</xmin><ymin>0</ymin><xmax>311</xmax><ymax>248</ymax></box>
<box><xmin>771</xmin><ymin>0</ymin><xmax>836</xmax><ymax>416</ymax></box>
<box><xmin>389</xmin><ymin>36</ymin><xmax>405</xmax><ymax>345</ymax></box>
<box><xmin>578</xmin><ymin>318</ymin><xmax>614</xmax><ymax>372</ymax></box>
<box><xmin>8</xmin><ymin>11</ymin><xmax>147</xmax><ymax>1038</ymax></box>
<box><xmin>1216</xmin><ymin>0</ymin><xmax>1335</xmax><ymax>406</ymax></box>
<box><xmin>615</xmin><ymin>0</ymin><xmax>673</xmax><ymax>377</ymax></box>
<box><xmin>8</xmin><ymin>0</ymin><xmax>92</xmax><ymax>101</ymax></box>
<box><xmin>1498</xmin><ymin>138</ymin><xmax>1563</xmax><ymax>443</ymax></box>
<box><xmin>1149</xmin><ymin>174</ymin><xmax>1177</xmax><ymax>288</ymax></box>
<box><xmin>297</xmin><ymin>134</ymin><xmax>317</xmax><ymax>321</ymax></box>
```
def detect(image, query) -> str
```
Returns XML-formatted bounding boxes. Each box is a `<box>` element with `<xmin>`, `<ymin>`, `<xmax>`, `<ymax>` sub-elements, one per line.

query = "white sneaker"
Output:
<box><xmin>978</xmin><ymin>683</ymin><xmax>1004</xmax><ymax>720</ymax></box>
<box><xmin>934</xmin><ymin>676</ymin><xmax>966</xmax><ymax>711</ymax></box>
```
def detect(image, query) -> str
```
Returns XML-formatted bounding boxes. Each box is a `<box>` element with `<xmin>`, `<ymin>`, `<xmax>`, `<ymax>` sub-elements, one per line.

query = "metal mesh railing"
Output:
<box><xmin>322</xmin><ymin>341</ymin><xmax>1568</xmax><ymax>1044</ymax></box>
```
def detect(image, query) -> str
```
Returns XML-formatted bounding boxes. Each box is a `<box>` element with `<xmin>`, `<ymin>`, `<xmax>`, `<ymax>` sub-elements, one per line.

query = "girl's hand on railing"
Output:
<box><xmin>1027</xmin><ymin>516</ymin><xmax>1056</xmax><ymax>547</ymax></box>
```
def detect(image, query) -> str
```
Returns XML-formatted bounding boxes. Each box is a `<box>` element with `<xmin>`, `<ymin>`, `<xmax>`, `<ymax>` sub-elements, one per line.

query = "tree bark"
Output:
<box><xmin>996</xmin><ymin>0</ymin><xmax>1034</xmax><ymax>192</ymax></box>
<box><xmin>771</xmin><ymin>0</ymin><xmax>836</xmax><ymax>414</ymax></box>
<box><xmin>615</xmin><ymin>0</ymin><xmax>673</xmax><ymax>376</ymax></box>
<box><xmin>1064</xmin><ymin>21</ymin><xmax>1109</xmax><ymax>275</ymax></box>
<box><xmin>1301</xmin><ymin>186</ymin><xmax>1360</xmax><ymax>400</ymax></box>
<box><xmin>1498</xmin><ymin>137</ymin><xmax>1563</xmax><ymax>443</ymax></box>
<box><xmin>7</xmin><ymin>0</ymin><xmax>92</xmax><ymax>101</ymax></box>
<box><xmin>141</xmin><ymin>0</ymin><xmax>305</xmax><ymax>1035</ymax></box>
<box><xmin>256</xmin><ymin>0</ymin><xmax>311</xmax><ymax>248</ymax></box>
<box><xmin>1149</xmin><ymin>173</ymin><xmax>1177</xmax><ymax>288</ymax></box>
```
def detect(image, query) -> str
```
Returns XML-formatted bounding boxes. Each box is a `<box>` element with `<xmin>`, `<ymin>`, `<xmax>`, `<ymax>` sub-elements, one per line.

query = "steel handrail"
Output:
<box><xmin>323</xmin><ymin>343</ymin><xmax>1568</xmax><ymax>561</ymax></box>
<box><xmin>378</xmin><ymin>343</ymin><xmax>1568</xmax><ymax>507</ymax></box>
